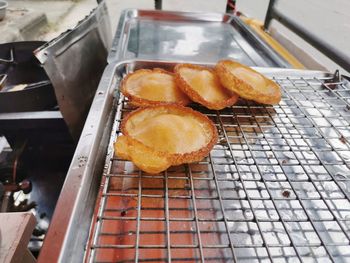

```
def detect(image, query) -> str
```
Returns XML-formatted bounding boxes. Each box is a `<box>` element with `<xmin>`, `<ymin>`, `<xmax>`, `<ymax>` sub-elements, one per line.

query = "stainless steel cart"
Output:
<box><xmin>38</xmin><ymin>10</ymin><xmax>350</xmax><ymax>263</ymax></box>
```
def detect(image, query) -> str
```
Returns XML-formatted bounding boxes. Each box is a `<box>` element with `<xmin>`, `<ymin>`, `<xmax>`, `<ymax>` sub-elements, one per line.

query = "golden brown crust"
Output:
<box><xmin>215</xmin><ymin>60</ymin><xmax>281</xmax><ymax>105</ymax></box>
<box><xmin>121</xmin><ymin>68</ymin><xmax>190</xmax><ymax>107</ymax></box>
<box><xmin>174</xmin><ymin>64</ymin><xmax>239</xmax><ymax>110</ymax></box>
<box><xmin>115</xmin><ymin>104</ymin><xmax>218</xmax><ymax>174</ymax></box>
<box><xmin>114</xmin><ymin>135</ymin><xmax>172</xmax><ymax>174</ymax></box>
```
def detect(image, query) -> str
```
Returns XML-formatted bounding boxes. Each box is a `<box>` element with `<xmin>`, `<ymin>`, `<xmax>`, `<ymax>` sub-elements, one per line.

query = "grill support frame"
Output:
<box><xmin>81</xmin><ymin>60</ymin><xmax>350</xmax><ymax>263</ymax></box>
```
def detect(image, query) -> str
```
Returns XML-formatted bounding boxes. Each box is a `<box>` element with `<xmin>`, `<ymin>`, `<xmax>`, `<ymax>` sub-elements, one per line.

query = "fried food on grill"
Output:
<box><xmin>174</xmin><ymin>64</ymin><xmax>239</xmax><ymax>110</ymax></box>
<box><xmin>121</xmin><ymin>68</ymin><xmax>190</xmax><ymax>107</ymax></box>
<box><xmin>114</xmin><ymin>104</ymin><xmax>218</xmax><ymax>174</ymax></box>
<box><xmin>215</xmin><ymin>60</ymin><xmax>281</xmax><ymax>105</ymax></box>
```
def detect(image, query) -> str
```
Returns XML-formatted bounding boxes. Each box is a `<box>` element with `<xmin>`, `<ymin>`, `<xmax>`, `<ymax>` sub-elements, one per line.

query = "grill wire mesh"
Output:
<box><xmin>88</xmin><ymin>70</ymin><xmax>350</xmax><ymax>263</ymax></box>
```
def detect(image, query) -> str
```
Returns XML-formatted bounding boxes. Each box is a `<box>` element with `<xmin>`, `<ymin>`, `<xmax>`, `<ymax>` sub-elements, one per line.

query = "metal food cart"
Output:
<box><xmin>36</xmin><ymin>6</ymin><xmax>350</xmax><ymax>262</ymax></box>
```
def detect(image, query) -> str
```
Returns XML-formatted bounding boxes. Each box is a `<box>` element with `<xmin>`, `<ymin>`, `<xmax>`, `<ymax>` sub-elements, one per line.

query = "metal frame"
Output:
<box><xmin>155</xmin><ymin>0</ymin><xmax>162</xmax><ymax>10</ymax></box>
<box><xmin>35</xmin><ymin>0</ymin><xmax>111</xmax><ymax>141</ymax></box>
<box><xmin>37</xmin><ymin>61</ymin><xmax>123</xmax><ymax>263</ymax></box>
<box><xmin>226</xmin><ymin>0</ymin><xmax>237</xmax><ymax>14</ymax></box>
<box><xmin>264</xmin><ymin>0</ymin><xmax>350</xmax><ymax>72</ymax></box>
<box><xmin>81</xmin><ymin>60</ymin><xmax>350</xmax><ymax>263</ymax></box>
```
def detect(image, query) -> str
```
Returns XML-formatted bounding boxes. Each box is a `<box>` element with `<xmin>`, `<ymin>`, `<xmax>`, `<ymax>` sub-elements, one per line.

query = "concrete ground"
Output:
<box><xmin>0</xmin><ymin>0</ymin><xmax>74</xmax><ymax>42</ymax></box>
<box><xmin>0</xmin><ymin>0</ymin><xmax>349</xmax><ymax>73</ymax></box>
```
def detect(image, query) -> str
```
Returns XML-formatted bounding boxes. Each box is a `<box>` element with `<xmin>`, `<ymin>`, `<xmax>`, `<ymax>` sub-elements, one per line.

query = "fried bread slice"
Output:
<box><xmin>121</xmin><ymin>68</ymin><xmax>190</xmax><ymax>107</ymax></box>
<box><xmin>114</xmin><ymin>104</ymin><xmax>218</xmax><ymax>174</ymax></box>
<box><xmin>174</xmin><ymin>64</ymin><xmax>239</xmax><ymax>110</ymax></box>
<box><xmin>215</xmin><ymin>60</ymin><xmax>281</xmax><ymax>105</ymax></box>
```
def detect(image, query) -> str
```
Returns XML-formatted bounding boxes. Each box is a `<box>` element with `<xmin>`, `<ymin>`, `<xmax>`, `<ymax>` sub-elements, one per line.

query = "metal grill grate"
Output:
<box><xmin>87</xmin><ymin>69</ymin><xmax>350</xmax><ymax>263</ymax></box>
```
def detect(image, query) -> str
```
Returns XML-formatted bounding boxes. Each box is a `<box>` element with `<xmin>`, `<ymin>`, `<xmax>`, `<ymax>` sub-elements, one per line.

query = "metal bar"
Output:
<box><xmin>225</xmin><ymin>0</ymin><xmax>236</xmax><ymax>14</ymax></box>
<box><xmin>103</xmin><ymin>194</ymin><xmax>348</xmax><ymax>200</ymax></box>
<box><xmin>89</xmin><ymin>176</ymin><xmax>110</xmax><ymax>261</ymax></box>
<box><xmin>164</xmin><ymin>171</ymin><xmax>172</xmax><ymax>262</ymax></box>
<box><xmin>264</xmin><ymin>0</ymin><xmax>276</xmax><ymax>29</ymax></box>
<box><xmin>92</xmin><ymin>242</ymin><xmax>348</xmax><ymax>249</ymax></box>
<box><xmin>265</xmin><ymin>4</ymin><xmax>350</xmax><ymax>72</ymax></box>
<box><xmin>232</xmin><ymin>17</ymin><xmax>290</xmax><ymax>68</ymax></box>
<box><xmin>134</xmin><ymin>171</ymin><xmax>142</xmax><ymax>262</ymax></box>
<box><xmin>97</xmin><ymin>224</ymin><xmax>349</xmax><ymax>236</ymax></box>
<box><xmin>208</xmin><ymin>153</ymin><xmax>238</xmax><ymax>262</ymax></box>
<box><xmin>38</xmin><ymin>62</ymin><xmax>121</xmax><ymax>263</ymax></box>
<box><xmin>155</xmin><ymin>0</ymin><xmax>162</xmax><ymax>10</ymax></box>
<box><xmin>187</xmin><ymin>165</ymin><xmax>205</xmax><ymax>262</ymax></box>
<box><xmin>98</xmin><ymin>215</ymin><xmax>350</xmax><ymax>223</ymax></box>
<box><xmin>87</xmin><ymin>92</ymin><xmax>126</xmax><ymax>262</ymax></box>
<box><xmin>0</xmin><ymin>111</ymin><xmax>63</xmax><ymax>120</ymax></box>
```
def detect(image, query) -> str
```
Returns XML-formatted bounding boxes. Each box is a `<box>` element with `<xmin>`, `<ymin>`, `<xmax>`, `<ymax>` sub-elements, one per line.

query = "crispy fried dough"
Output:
<box><xmin>114</xmin><ymin>104</ymin><xmax>218</xmax><ymax>174</ymax></box>
<box><xmin>121</xmin><ymin>68</ymin><xmax>190</xmax><ymax>107</ymax></box>
<box><xmin>215</xmin><ymin>60</ymin><xmax>281</xmax><ymax>105</ymax></box>
<box><xmin>174</xmin><ymin>64</ymin><xmax>239</xmax><ymax>110</ymax></box>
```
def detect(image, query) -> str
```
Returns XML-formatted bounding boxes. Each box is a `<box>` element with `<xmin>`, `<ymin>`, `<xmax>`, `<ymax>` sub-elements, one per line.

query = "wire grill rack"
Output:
<box><xmin>87</xmin><ymin>69</ymin><xmax>350</xmax><ymax>263</ymax></box>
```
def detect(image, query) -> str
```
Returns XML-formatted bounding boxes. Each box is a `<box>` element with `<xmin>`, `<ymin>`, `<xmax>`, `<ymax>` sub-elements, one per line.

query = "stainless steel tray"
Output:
<box><xmin>92</xmin><ymin>61</ymin><xmax>350</xmax><ymax>262</ymax></box>
<box><xmin>108</xmin><ymin>9</ymin><xmax>290</xmax><ymax>68</ymax></box>
<box><xmin>39</xmin><ymin>60</ymin><xmax>350</xmax><ymax>263</ymax></box>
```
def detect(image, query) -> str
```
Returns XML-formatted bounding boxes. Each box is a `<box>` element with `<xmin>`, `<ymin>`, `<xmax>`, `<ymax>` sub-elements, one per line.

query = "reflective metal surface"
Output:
<box><xmin>87</xmin><ymin>62</ymin><xmax>350</xmax><ymax>263</ymax></box>
<box><xmin>109</xmin><ymin>9</ymin><xmax>290</xmax><ymax>68</ymax></box>
<box><xmin>0</xmin><ymin>41</ymin><xmax>57</xmax><ymax>113</ymax></box>
<box><xmin>35</xmin><ymin>0</ymin><xmax>112</xmax><ymax>141</ymax></box>
<box><xmin>38</xmin><ymin>58</ymin><xmax>349</xmax><ymax>263</ymax></box>
<box><xmin>38</xmin><ymin>61</ymin><xmax>120</xmax><ymax>263</ymax></box>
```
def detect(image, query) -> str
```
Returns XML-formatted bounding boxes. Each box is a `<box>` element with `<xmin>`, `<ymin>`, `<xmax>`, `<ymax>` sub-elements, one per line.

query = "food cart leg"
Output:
<box><xmin>226</xmin><ymin>0</ymin><xmax>236</xmax><ymax>13</ymax></box>
<box><xmin>155</xmin><ymin>0</ymin><xmax>162</xmax><ymax>10</ymax></box>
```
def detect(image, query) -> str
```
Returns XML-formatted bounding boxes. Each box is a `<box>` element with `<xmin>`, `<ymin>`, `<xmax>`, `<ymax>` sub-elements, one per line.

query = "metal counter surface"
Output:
<box><xmin>108</xmin><ymin>9</ymin><xmax>290</xmax><ymax>68</ymax></box>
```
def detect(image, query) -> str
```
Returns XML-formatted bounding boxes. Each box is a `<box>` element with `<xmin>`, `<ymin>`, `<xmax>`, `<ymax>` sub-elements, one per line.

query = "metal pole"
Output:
<box><xmin>264</xmin><ymin>0</ymin><xmax>276</xmax><ymax>29</ymax></box>
<box><xmin>272</xmin><ymin>8</ymin><xmax>350</xmax><ymax>72</ymax></box>
<box><xmin>226</xmin><ymin>0</ymin><xmax>236</xmax><ymax>14</ymax></box>
<box><xmin>155</xmin><ymin>0</ymin><xmax>162</xmax><ymax>10</ymax></box>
